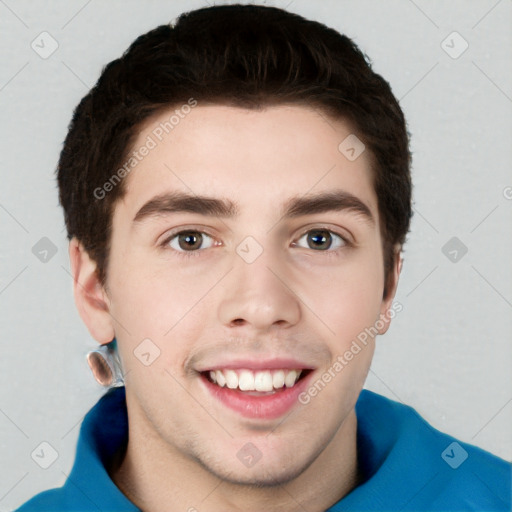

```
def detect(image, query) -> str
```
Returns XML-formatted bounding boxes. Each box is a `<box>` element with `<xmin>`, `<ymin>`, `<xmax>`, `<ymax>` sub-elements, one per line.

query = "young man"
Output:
<box><xmin>18</xmin><ymin>4</ymin><xmax>510</xmax><ymax>511</ymax></box>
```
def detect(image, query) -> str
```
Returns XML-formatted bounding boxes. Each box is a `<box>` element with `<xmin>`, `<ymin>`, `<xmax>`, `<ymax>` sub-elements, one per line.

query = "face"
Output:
<box><xmin>89</xmin><ymin>105</ymin><xmax>398</xmax><ymax>485</ymax></box>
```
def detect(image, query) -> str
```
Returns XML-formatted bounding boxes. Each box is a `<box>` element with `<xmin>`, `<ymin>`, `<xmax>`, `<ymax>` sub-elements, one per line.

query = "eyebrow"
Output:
<box><xmin>133</xmin><ymin>191</ymin><xmax>238</xmax><ymax>223</ymax></box>
<box><xmin>282</xmin><ymin>190</ymin><xmax>374</xmax><ymax>224</ymax></box>
<box><xmin>132</xmin><ymin>189</ymin><xmax>374</xmax><ymax>225</ymax></box>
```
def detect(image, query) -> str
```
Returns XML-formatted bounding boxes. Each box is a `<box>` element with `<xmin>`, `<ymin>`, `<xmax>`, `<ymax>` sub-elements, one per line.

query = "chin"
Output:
<box><xmin>213</xmin><ymin>466</ymin><xmax>307</xmax><ymax>488</ymax></box>
<box><xmin>194</xmin><ymin>450</ymin><xmax>313</xmax><ymax>488</ymax></box>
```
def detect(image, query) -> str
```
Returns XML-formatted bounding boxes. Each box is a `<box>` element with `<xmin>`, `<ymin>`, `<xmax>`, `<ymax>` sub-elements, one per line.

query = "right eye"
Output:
<box><xmin>164</xmin><ymin>230</ymin><xmax>215</xmax><ymax>253</ymax></box>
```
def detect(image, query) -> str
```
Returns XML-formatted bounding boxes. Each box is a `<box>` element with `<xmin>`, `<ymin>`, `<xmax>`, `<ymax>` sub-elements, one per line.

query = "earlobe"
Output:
<box><xmin>68</xmin><ymin>237</ymin><xmax>115</xmax><ymax>344</ymax></box>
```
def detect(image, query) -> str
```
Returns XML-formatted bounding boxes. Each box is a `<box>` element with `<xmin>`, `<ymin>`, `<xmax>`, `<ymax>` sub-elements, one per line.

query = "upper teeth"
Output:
<box><xmin>208</xmin><ymin>369</ymin><xmax>302</xmax><ymax>392</ymax></box>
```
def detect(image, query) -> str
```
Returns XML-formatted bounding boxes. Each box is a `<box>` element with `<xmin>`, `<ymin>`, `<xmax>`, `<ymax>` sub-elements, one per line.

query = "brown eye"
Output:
<box><xmin>307</xmin><ymin>230</ymin><xmax>332</xmax><ymax>250</ymax></box>
<box><xmin>167</xmin><ymin>231</ymin><xmax>214</xmax><ymax>251</ymax></box>
<box><xmin>178</xmin><ymin>232</ymin><xmax>202</xmax><ymax>250</ymax></box>
<box><xmin>295</xmin><ymin>229</ymin><xmax>346</xmax><ymax>251</ymax></box>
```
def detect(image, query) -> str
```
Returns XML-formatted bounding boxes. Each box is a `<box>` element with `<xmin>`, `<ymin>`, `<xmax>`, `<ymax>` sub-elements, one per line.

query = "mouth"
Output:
<box><xmin>202</xmin><ymin>368</ymin><xmax>311</xmax><ymax>395</ymax></box>
<box><xmin>199</xmin><ymin>365</ymin><xmax>314</xmax><ymax>419</ymax></box>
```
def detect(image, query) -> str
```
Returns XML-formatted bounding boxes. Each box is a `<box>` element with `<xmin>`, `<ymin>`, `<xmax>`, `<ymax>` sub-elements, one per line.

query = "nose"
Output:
<box><xmin>217</xmin><ymin>247</ymin><xmax>301</xmax><ymax>332</ymax></box>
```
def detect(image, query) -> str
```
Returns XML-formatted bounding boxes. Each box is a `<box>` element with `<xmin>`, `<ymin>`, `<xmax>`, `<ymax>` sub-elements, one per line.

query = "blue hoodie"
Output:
<box><xmin>17</xmin><ymin>387</ymin><xmax>511</xmax><ymax>511</ymax></box>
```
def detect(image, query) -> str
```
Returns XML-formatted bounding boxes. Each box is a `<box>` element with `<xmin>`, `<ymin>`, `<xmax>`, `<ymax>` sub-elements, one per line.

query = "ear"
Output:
<box><xmin>68</xmin><ymin>237</ymin><xmax>115</xmax><ymax>344</ymax></box>
<box><xmin>377</xmin><ymin>246</ymin><xmax>403</xmax><ymax>335</ymax></box>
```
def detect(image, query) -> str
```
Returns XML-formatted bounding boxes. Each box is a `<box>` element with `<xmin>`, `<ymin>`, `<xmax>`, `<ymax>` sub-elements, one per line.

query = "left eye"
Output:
<box><xmin>294</xmin><ymin>229</ymin><xmax>346</xmax><ymax>251</ymax></box>
<box><xmin>167</xmin><ymin>231</ymin><xmax>215</xmax><ymax>252</ymax></box>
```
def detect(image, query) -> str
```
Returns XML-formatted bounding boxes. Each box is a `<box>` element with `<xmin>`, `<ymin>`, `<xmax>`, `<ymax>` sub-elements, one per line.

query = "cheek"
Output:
<box><xmin>107</xmin><ymin>257</ymin><xmax>222</xmax><ymax>373</ymax></box>
<box><xmin>109</xmin><ymin>251</ymin><xmax>207</xmax><ymax>332</ymax></box>
<box><xmin>301</xmin><ymin>254</ymin><xmax>385</xmax><ymax>343</ymax></box>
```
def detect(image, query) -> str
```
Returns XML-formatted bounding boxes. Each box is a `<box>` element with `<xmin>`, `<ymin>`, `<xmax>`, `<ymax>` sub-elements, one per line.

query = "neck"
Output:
<box><xmin>110</xmin><ymin>406</ymin><xmax>360</xmax><ymax>512</ymax></box>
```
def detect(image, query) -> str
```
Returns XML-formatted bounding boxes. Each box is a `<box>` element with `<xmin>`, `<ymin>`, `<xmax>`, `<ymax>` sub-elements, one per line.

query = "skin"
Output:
<box><xmin>70</xmin><ymin>105</ymin><xmax>401</xmax><ymax>512</ymax></box>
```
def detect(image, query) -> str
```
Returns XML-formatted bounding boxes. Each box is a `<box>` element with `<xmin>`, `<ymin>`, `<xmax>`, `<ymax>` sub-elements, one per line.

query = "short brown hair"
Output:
<box><xmin>57</xmin><ymin>4</ymin><xmax>412</xmax><ymax>291</ymax></box>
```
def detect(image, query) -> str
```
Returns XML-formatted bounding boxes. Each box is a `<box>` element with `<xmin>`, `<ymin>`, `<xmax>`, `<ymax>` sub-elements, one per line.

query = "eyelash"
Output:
<box><xmin>159</xmin><ymin>227</ymin><xmax>352</xmax><ymax>260</ymax></box>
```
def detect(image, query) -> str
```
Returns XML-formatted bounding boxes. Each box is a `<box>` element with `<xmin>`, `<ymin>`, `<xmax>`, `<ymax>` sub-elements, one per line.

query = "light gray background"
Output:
<box><xmin>1</xmin><ymin>0</ymin><xmax>511</xmax><ymax>510</ymax></box>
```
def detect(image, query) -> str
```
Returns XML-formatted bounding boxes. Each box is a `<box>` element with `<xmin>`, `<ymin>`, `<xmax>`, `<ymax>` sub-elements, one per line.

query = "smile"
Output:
<box><xmin>200</xmin><ymin>365</ymin><xmax>314</xmax><ymax>419</ymax></box>
<box><xmin>207</xmin><ymin>368</ymin><xmax>303</xmax><ymax>393</ymax></box>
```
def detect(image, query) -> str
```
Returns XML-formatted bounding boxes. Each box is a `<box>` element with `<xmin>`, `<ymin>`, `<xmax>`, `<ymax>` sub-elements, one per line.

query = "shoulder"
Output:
<box><xmin>16</xmin><ymin>388</ymin><xmax>137</xmax><ymax>512</ymax></box>
<box><xmin>16</xmin><ymin>486</ymin><xmax>76</xmax><ymax>512</ymax></box>
<box><xmin>355</xmin><ymin>390</ymin><xmax>511</xmax><ymax>510</ymax></box>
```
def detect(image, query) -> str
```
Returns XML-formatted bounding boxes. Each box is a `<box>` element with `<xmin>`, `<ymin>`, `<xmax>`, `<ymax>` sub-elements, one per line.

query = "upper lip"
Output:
<box><xmin>195</xmin><ymin>357</ymin><xmax>316</xmax><ymax>372</ymax></box>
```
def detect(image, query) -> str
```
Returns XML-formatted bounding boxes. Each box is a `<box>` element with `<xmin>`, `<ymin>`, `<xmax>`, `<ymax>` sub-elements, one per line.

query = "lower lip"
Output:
<box><xmin>200</xmin><ymin>372</ymin><xmax>313</xmax><ymax>420</ymax></box>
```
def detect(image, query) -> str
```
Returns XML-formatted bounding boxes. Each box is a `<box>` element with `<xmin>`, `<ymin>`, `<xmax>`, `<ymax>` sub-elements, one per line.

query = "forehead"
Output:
<box><xmin>116</xmin><ymin>104</ymin><xmax>378</xmax><ymax>220</ymax></box>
